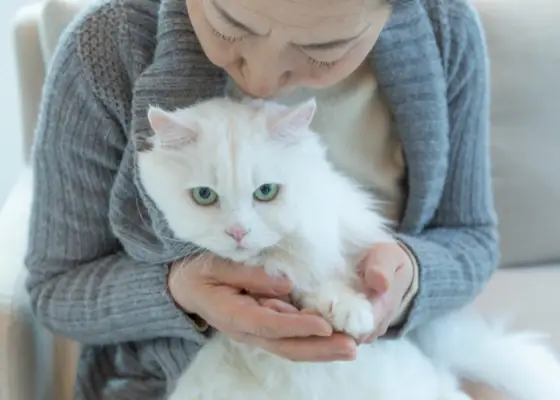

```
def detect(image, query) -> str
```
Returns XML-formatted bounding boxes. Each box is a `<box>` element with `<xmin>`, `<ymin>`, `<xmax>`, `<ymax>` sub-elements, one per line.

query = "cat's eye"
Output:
<box><xmin>253</xmin><ymin>184</ymin><xmax>280</xmax><ymax>202</ymax></box>
<box><xmin>191</xmin><ymin>187</ymin><xmax>219</xmax><ymax>206</ymax></box>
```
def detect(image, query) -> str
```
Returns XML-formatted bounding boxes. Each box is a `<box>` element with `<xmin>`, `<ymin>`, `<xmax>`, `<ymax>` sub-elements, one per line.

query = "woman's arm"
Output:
<box><xmin>394</xmin><ymin>3</ymin><xmax>499</xmax><ymax>333</ymax></box>
<box><xmin>24</xmin><ymin>29</ymin><xmax>205</xmax><ymax>346</ymax></box>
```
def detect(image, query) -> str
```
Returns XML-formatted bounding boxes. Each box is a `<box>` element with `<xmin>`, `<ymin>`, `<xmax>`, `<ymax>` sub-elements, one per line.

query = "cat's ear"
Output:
<box><xmin>269</xmin><ymin>98</ymin><xmax>317</xmax><ymax>140</ymax></box>
<box><xmin>147</xmin><ymin>106</ymin><xmax>198</xmax><ymax>150</ymax></box>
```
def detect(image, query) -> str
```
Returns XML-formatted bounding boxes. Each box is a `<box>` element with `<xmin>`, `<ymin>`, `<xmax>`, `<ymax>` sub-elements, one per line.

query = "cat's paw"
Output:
<box><xmin>330</xmin><ymin>293</ymin><xmax>375</xmax><ymax>339</ymax></box>
<box><xmin>300</xmin><ymin>289</ymin><xmax>375</xmax><ymax>339</ymax></box>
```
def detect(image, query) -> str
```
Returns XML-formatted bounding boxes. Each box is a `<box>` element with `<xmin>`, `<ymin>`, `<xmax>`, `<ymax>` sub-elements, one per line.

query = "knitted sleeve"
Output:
<box><xmin>393</xmin><ymin>1</ymin><xmax>499</xmax><ymax>334</ymax></box>
<box><xmin>24</xmin><ymin>10</ymin><xmax>206</xmax><ymax>346</ymax></box>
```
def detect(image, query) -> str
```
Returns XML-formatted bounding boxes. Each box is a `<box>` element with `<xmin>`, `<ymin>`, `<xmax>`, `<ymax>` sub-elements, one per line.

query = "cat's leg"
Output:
<box><xmin>168</xmin><ymin>369</ymin><xmax>205</xmax><ymax>400</ymax></box>
<box><xmin>294</xmin><ymin>279</ymin><xmax>375</xmax><ymax>339</ymax></box>
<box><xmin>167</xmin><ymin>335</ymin><xmax>244</xmax><ymax>400</ymax></box>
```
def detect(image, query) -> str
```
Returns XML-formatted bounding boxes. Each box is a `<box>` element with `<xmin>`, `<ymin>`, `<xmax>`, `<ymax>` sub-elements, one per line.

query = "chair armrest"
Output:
<box><xmin>0</xmin><ymin>169</ymin><xmax>35</xmax><ymax>400</ymax></box>
<box><xmin>13</xmin><ymin>4</ymin><xmax>45</xmax><ymax>165</ymax></box>
<box><xmin>0</xmin><ymin>169</ymin><xmax>78</xmax><ymax>400</ymax></box>
<box><xmin>8</xmin><ymin>1</ymin><xmax>87</xmax><ymax>398</ymax></box>
<box><xmin>39</xmin><ymin>0</ymin><xmax>89</xmax><ymax>64</ymax></box>
<box><xmin>13</xmin><ymin>0</ymin><xmax>90</xmax><ymax>165</ymax></box>
<box><xmin>0</xmin><ymin>169</ymin><xmax>33</xmax><ymax>299</ymax></box>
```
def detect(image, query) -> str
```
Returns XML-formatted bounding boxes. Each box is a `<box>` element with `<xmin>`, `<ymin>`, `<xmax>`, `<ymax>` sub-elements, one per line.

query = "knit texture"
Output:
<box><xmin>24</xmin><ymin>0</ymin><xmax>499</xmax><ymax>398</ymax></box>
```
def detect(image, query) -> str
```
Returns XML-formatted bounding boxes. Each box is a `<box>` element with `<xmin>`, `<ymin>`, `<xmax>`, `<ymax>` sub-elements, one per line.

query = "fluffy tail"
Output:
<box><xmin>412</xmin><ymin>310</ymin><xmax>560</xmax><ymax>400</ymax></box>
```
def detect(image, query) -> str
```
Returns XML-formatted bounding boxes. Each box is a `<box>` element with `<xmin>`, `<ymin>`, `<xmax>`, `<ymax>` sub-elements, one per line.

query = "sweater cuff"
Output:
<box><xmin>165</xmin><ymin>263</ymin><xmax>209</xmax><ymax>333</ymax></box>
<box><xmin>389</xmin><ymin>240</ymin><xmax>420</xmax><ymax>327</ymax></box>
<box><xmin>140</xmin><ymin>262</ymin><xmax>210</xmax><ymax>343</ymax></box>
<box><xmin>26</xmin><ymin>251</ymin><xmax>211</xmax><ymax>345</ymax></box>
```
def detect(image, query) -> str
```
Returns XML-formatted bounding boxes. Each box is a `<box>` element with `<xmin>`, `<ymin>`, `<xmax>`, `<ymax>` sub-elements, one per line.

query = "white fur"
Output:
<box><xmin>137</xmin><ymin>98</ymin><xmax>560</xmax><ymax>400</ymax></box>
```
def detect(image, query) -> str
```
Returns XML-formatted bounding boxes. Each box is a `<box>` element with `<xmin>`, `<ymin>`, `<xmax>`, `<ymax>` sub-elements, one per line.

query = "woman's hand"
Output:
<box><xmin>358</xmin><ymin>246</ymin><xmax>512</xmax><ymax>400</ymax></box>
<box><xmin>168</xmin><ymin>254</ymin><xmax>356</xmax><ymax>362</ymax></box>
<box><xmin>358</xmin><ymin>241</ymin><xmax>416</xmax><ymax>341</ymax></box>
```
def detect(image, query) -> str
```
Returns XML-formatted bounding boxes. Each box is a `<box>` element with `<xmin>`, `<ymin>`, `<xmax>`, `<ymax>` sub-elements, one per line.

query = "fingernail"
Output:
<box><xmin>273</xmin><ymin>271</ymin><xmax>289</xmax><ymax>281</ymax></box>
<box><xmin>319</xmin><ymin>326</ymin><xmax>333</xmax><ymax>337</ymax></box>
<box><xmin>272</xmin><ymin>276</ymin><xmax>292</xmax><ymax>288</ymax></box>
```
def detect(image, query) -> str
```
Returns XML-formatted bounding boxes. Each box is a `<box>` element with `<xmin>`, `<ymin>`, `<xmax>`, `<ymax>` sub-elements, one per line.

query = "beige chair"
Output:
<box><xmin>1</xmin><ymin>3</ymin><xmax>84</xmax><ymax>400</ymax></box>
<box><xmin>1</xmin><ymin>0</ymin><xmax>559</xmax><ymax>399</ymax></box>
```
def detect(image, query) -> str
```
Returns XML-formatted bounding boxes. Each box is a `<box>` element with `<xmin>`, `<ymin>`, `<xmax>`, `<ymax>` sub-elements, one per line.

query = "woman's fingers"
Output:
<box><xmin>204</xmin><ymin>261</ymin><xmax>293</xmax><ymax>297</ymax></box>
<box><xmin>247</xmin><ymin>333</ymin><xmax>357</xmax><ymax>362</ymax></box>
<box><xmin>228</xmin><ymin>302</ymin><xmax>358</xmax><ymax>362</ymax></box>
<box><xmin>217</xmin><ymin>293</ymin><xmax>332</xmax><ymax>339</ymax></box>
<box><xmin>240</xmin><ymin>306</ymin><xmax>332</xmax><ymax>339</ymax></box>
<box><xmin>361</xmin><ymin>243</ymin><xmax>410</xmax><ymax>295</ymax></box>
<box><xmin>258</xmin><ymin>298</ymin><xmax>299</xmax><ymax>313</ymax></box>
<box><xmin>360</xmin><ymin>332</ymin><xmax>377</xmax><ymax>344</ymax></box>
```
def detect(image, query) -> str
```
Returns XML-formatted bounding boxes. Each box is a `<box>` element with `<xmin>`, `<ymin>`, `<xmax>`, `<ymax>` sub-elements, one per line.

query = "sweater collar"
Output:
<box><xmin>144</xmin><ymin>0</ymin><xmax>447</xmax><ymax>232</ymax></box>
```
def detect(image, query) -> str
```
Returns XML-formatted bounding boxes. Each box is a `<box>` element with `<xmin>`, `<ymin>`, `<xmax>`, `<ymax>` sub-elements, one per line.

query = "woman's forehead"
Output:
<box><xmin>214</xmin><ymin>0</ymin><xmax>378</xmax><ymax>35</ymax></box>
<box><xmin>220</xmin><ymin>0</ymin><xmax>370</xmax><ymax>15</ymax></box>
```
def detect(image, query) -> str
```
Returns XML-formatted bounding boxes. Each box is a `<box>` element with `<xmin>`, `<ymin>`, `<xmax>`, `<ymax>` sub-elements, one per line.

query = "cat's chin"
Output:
<box><xmin>217</xmin><ymin>248</ymin><xmax>267</xmax><ymax>265</ymax></box>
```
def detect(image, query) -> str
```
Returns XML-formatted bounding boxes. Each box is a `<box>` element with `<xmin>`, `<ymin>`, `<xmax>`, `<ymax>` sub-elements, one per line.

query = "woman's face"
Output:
<box><xmin>187</xmin><ymin>0</ymin><xmax>391</xmax><ymax>98</ymax></box>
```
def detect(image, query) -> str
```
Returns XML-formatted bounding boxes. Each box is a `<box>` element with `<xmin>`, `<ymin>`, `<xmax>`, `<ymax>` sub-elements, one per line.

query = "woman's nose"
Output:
<box><xmin>239</xmin><ymin>54</ymin><xmax>291</xmax><ymax>98</ymax></box>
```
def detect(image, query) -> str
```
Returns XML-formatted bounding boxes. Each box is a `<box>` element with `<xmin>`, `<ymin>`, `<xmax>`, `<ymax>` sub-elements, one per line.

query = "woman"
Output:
<box><xmin>25</xmin><ymin>0</ymin><xmax>503</xmax><ymax>398</ymax></box>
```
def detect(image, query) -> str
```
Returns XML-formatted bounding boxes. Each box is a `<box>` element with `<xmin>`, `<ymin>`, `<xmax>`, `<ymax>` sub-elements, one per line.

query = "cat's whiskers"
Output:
<box><xmin>132</xmin><ymin>198</ymin><xmax>186</xmax><ymax>244</ymax></box>
<box><xmin>266</xmin><ymin>241</ymin><xmax>307</xmax><ymax>265</ymax></box>
<box><xmin>172</xmin><ymin>250</ymin><xmax>212</xmax><ymax>273</ymax></box>
<box><xmin>117</xmin><ymin>205</ymin><xmax>189</xmax><ymax>251</ymax></box>
<box><xmin>197</xmin><ymin>251</ymin><xmax>221</xmax><ymax>276</ymax></box>
<box><xmin>160</xmin><ymin>156</ymin><xmax>193</xmax><ymax>174</ymax></box>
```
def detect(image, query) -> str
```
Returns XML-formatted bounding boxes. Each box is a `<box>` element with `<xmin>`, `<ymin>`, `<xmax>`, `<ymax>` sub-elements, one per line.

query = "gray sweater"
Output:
<box><xmin>24</xmin><ymin>0</ymin><xmax>499</xmax><ymax>398</ymax></box>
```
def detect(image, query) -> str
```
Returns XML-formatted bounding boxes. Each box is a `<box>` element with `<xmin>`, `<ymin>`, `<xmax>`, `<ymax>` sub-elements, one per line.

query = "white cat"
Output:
<box><xmin>137</xmin><ymin>97</ymin><xmax>560</xmax><ymax>400</ymax></box>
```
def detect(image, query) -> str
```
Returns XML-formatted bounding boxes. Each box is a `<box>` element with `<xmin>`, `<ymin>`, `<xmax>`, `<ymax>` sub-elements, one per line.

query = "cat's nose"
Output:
<box><xmin>226</xmin><ymin>226</ymin><xmax>249</xmax><ymax>242</ymax></box>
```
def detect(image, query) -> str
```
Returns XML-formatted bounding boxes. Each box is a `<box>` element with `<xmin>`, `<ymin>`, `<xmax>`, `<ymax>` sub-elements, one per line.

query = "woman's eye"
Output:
<box><xmin>253</xmin><ymin>184</ymin><xmax>280</xmax><ymax>202</ymax></box>
<box><xmin>191</xmin><ymin>187</ymin><xmax>219</xmax><ymax>206</ymax></box>
<box><xmin>307</xmin><ymin>57</ymin><xmax>337</xmax><ymax>70</ymax></box>
<box><xmin>211</xmin><ymin>27</ymin><xmax>243</xmax><ymax>43</ymax></box>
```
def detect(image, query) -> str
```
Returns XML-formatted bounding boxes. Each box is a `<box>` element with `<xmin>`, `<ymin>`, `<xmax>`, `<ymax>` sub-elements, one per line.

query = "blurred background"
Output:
<box><xmin>0</xmin><ymin>0</ymin><xmax>38</xmax><ymax>206</ymax></box>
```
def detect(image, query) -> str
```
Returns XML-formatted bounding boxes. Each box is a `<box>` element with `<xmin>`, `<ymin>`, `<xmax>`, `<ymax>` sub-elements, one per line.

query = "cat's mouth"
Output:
<box><xmin>216</xmin><ymin>236</ymin><xmax>278</xmax><ymax>264</ymax></box>
<box><xmin>225</xmin><ymin>246</ymin><xmax>269</xmax><ymax>264</ymax></box>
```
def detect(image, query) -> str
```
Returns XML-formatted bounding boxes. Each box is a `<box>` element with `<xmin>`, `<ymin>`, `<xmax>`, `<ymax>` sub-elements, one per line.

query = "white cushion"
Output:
<box><xmin>0</xmin><ymin>169</ymin><xmax>32</xmax><ymax>301</ymax></box>
<box><xmin>0</xmin><ymin>169</ymin><xmax>35</xmax><ymax>400</ymax></box>
<box><xmin>13</xmin><ymin>0</ymin><xmax>88</xmax><ymax>162</ymax></box>
<box><xmin>473</xmin><ymin>0</ymin><xmax>560</xmax><ymax>266</ymax></box>
<box><xmin>39</xmin><ymin>0</ymin><xmax>89</xmax><ymax>63</ymax></box>
<box><xmin>13</xmin><ymin>3</ymin><xmax>45</xmax><ymax>164</ymax></box>
<box><xmin>475</xmin><ymin>265</ymin><xmax>560</xmax><ymax>352</ymax></box>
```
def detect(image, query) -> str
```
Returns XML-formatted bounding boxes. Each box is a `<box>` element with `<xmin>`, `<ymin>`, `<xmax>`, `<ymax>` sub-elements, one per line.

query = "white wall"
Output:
<box><xmin>0</xmin><ymin>0</ymin><xmax>39</xmax><ymax>207</ymax></box>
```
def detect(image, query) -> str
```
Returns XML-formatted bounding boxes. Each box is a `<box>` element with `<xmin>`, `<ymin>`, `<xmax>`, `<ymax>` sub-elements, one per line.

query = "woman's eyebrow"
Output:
<box><xmin>213</xmin><ymin>0</ymin><xmax>259</xmax><ymax>35</ymax></box>
<box><xmin>295</xmin><ymin>24</ymin><xmax>369</xmax><ymax>51</ymax></box>
<box><xmin>213</xmin><ymin>0</ymin><xmax>368</xmax><ymax>51</ymax></box>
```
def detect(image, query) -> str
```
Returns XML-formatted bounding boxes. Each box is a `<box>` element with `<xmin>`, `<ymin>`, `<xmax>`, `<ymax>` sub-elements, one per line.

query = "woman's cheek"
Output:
<box><xmin>204</xmin><ymin>41</ymin><xmax>237</xmax><ymax>68</ymax></box>
<box><xmin>304</xmin><ymin>61</ymin><xmax>358</xmax><ymax>88</ymax></box>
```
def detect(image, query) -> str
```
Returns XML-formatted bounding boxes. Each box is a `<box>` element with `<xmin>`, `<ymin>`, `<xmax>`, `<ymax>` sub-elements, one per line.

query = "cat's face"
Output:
<box><xmin>137</xmin><ymin>98</ymin><xmax>325</xmax><ymax>262</ymax></box>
